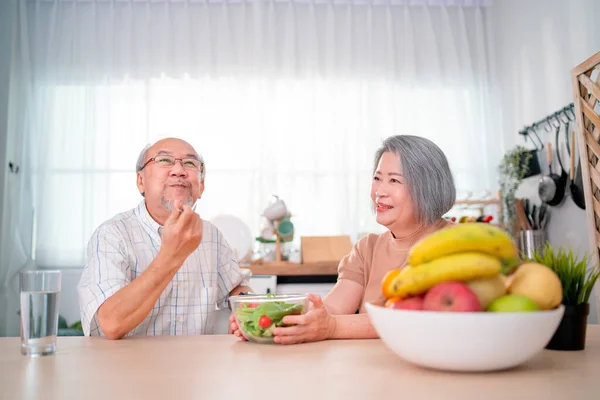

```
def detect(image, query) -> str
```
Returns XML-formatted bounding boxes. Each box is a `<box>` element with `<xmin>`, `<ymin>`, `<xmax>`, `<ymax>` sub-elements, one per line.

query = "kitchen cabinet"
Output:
<box><xmin>276</xmin><ymin>282</ymin><xmax>335</xmax><ymax>298</ymax></box>
<box><xmin>243</xmin><ymin>261</ymin><xmax>338</xmax><ymax>276</ymax></box>
<box><xmin>247</xmin><ymin>275</ymin><xmax>277</xmax><ymax>294</ymax></box>
<box><xmin>243</xmin><ymin>260</ymin><xmax>338</xmax><ymax>296</ymax></box>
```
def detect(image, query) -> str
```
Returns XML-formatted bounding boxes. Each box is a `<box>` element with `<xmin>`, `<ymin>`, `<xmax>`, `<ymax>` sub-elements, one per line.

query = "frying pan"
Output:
<box><xmin>555</xmin><ymin>121</ymin><xmax>569</xmax><ymax>190</ymax></box>
<box><xmin>538</xmin><ymin>141</ymin><xmax>565</xmax><ymax>206</ymax></box>
<box><xmin>569</xmin><ymin>131</ymin><xmax>586</xmax><ymax>209</ymax></box>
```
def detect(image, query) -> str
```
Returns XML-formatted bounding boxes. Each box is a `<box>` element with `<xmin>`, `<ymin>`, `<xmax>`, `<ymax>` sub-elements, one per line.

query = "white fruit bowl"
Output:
<box><xmin>365</xmin><ymin>301</ymin><xmax>565</xmax><ymax>372</ymax></box>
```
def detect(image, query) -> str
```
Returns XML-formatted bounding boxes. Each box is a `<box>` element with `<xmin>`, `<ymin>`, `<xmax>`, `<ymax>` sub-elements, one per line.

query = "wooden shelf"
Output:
<box><xmin>453</xmin><ymin>199</ymin><xmax>500</xmax><ymax>206</ymax></box>
<box><xmin>243</xmin><ymin>261</ymin><xmax>339</xmax><ymax>276</ymax></box>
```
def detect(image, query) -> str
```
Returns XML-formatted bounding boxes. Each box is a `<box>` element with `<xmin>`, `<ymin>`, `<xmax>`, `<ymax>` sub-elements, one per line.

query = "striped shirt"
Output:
<box><xmin>77</xmin><ymin>201</ymin><xmax>248</xmax><ymax>337</ymax></box>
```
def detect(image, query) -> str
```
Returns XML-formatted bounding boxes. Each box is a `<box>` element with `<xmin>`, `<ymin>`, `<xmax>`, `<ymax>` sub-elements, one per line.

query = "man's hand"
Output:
<box><xmin>229</xmin><ymin>313</ymin><xmax>248</xmax><ymax>341</ymax></box>
<box><xmin>160</xmin><ymin>200</ymin><xmax>203</xmax><ymax>262</ymax></box>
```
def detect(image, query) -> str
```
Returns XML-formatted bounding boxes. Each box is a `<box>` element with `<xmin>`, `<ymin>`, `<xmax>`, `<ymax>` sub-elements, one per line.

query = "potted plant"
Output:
<box><xmin>530</xmin><ymin>243</ymin><xmax>600</xmax><ymax>350</ymax></box>
<box><xmin>498</xmin><ymin>146</ymin><xmax>535</xmax><ymax>234</ymax></box>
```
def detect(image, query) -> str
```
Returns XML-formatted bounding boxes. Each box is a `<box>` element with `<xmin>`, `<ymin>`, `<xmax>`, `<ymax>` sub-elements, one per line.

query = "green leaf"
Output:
<box><xmin>58</xmin><ymin>315</ymin><xmax>68</xmax><ymax>329</ymax></box>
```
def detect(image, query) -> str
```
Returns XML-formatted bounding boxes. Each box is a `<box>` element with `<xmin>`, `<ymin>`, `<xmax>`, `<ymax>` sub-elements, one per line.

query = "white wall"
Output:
<box><xmin>491</xmin><ymin>0</ymin><xmax>600</xmax><ymax>323</ymax></box>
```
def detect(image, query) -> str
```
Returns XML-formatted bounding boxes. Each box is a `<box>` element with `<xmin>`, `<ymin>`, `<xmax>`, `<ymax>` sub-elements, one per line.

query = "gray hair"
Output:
<box><xmin>136</xmin><ymin>144</ymin><xmax>152</xmax><ymax>173</ymax></box>
<box><xmin>135</xmin><ymin>142</ymin><xmax>206</xmax><ymax>181</ymax></box>
<box><xmin>373</xmin><ymin>135</ymin><xmax>456</xmax><ymax>225</ymax></box>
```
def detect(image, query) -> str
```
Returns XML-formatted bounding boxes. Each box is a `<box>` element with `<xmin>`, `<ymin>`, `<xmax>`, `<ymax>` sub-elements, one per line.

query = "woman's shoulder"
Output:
<box><xmin>353</xmin><ymin>230</ymin><xmax>394</xmax><ymax>254</ymax></box>
<box><xmin>356</xmin><ymin>230</ymin><xmax>393</xmax><ymax>245</ymax></box>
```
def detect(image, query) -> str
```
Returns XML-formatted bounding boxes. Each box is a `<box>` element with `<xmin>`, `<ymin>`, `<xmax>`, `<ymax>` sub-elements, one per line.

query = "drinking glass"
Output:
<box><xmin>19</xmin><ymin>270</ymin><xmax>62</xmax><ymax>356</ymax></box>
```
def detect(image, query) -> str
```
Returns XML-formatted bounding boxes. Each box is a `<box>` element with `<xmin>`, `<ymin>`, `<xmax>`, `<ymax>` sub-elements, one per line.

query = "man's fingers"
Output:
<box><xmin>174</xmin><ymin>199</ymin><xmax>182</xmax><ymax>212</ymax></box>
<box><xmin>165</xmin><ymin>200</ymin><xmax>183</xmax><ymax>226</ymax></box>
<box><xmin>234</xmin><ymin>330</ymin><xmax>247</xmax><ymax>341</ymax></box>
<box><xmin>175</xmin><ymin>204</ymin><xmax>197</xmax><ymax>229</ymax></box>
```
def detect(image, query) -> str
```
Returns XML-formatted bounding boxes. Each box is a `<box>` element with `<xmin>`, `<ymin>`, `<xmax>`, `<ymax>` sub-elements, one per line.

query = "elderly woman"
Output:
<box><xmin>230</xmin><ymin>135</ymin><xmax>456</xmax><ymax>344</ymax></box>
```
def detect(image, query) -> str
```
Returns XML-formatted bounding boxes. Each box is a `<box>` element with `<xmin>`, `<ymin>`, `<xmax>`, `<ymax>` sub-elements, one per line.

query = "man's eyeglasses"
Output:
<box><xmin>139</xmin><ymin>154</ymin><xmax>204</xmax><ymax>172</ymax></box>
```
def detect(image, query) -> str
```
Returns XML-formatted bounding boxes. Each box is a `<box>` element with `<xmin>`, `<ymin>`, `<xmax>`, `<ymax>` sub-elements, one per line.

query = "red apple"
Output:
<box><xmin>423</xmin><ymin>281</ymin><xmax>482</xmax><ymax>312</ymax></box>
<box><xmin>385</xmin><ymin>295</ymin><xmax>425</xmax><ymax>310</ymax></box>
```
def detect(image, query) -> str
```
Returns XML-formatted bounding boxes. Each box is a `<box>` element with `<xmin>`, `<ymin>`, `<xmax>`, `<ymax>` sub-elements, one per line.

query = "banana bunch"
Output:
<box><xmin>382</xmin><ymin>223</ymin><xmax>518</xmax><ymax>299</ymax></box>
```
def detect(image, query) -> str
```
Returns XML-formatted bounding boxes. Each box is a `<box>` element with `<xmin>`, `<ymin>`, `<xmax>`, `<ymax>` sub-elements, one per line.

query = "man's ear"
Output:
<box><xmin>196</xmin><ymin>180</ymin><xmax>205</xmax><ymax>200</ymax></box>
<box><xmin>136</xmin><ymin>172</ymin><xmax>145</xmax><ymax>197</ymax></box>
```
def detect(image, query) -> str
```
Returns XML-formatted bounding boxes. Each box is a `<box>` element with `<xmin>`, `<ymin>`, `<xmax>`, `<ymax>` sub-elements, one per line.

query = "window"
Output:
<box><xmin>34</xmin><ymin>76</ymin><xmax>498</xmax><ymax>267</ymax></box>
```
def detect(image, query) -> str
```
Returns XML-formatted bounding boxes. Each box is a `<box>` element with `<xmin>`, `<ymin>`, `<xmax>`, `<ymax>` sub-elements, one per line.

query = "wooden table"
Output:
<box><xmin>2</xmin><ymin>326</ymin><xmax>600</xmax><ymax>400</ymax></box>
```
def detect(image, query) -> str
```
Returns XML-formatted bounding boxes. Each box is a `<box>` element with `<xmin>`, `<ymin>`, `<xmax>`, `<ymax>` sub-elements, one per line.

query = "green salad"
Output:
<box><xmin>235</xmin><ymin>300</ymin><xmax>304</xmax><ymax>338</ymax></box>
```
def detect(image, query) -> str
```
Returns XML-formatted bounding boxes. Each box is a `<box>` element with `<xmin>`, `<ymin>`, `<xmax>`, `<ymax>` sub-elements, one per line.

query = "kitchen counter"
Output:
<box><xmin>2</xmin><ymin>326</ymin><xmax>599</xmax><ymax>399</ymax></box>
<box><xmin>244</xmin><ymin>261</ymin><xmax>339</xmax><ymax>276</ymax></box>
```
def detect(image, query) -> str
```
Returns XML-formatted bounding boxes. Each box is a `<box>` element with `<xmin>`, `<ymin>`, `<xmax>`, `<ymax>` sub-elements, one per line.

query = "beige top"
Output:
<box><xmin>338</xmin><ymin>219</ymin><xmax>452</xmax><ymax>312</ymax></box>
<box><xmin>1</xmin><ymin>329</ymin><xmax>599</xmax><ymax>399</ymax></box>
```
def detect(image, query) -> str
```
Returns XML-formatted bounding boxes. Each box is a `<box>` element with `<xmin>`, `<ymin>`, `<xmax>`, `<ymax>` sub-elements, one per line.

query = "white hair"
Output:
<box><xmin>373</xmin><ymin>135</ymin><xmax>456</xmax><ymax>225</ymax></box>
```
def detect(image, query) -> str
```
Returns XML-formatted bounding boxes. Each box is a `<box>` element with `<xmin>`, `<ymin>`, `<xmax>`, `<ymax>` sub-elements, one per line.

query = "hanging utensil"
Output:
<box><xmin>556</xmin><ymin>119</ymin><xmax>569</xmax><ymax>190</ymax></box>
<box><xmin>538</xmin><ymin>203</ymin><xmax>549</xmax><ymax>229</ymax></box>
<box><xmin>515</xmin><ymin>199</ymin><xmax>532</xmax><ymax>231</ymax></box>
<box><xmin>569</xmin><ymin>130</ymin><xmax>586</xmax><ymax>209</ymax></box>
<box><xmin>573</xmin><ymin>151</ymin><xmax>586</xmax><ymax>209</ymax></box>
<box><xmin>538</xmin><ymin>141</ymin><xmax>565</xmax><ymax>206</ymax></box>
<box><xmin>524</xmin><ymin>199</ymin><xmax>532</xmax><ymax>227</ymax></box>
<box><xmin>564</xmin><ymin>116</ymin><xmax>587</xmax><ymax>210</ymax></box>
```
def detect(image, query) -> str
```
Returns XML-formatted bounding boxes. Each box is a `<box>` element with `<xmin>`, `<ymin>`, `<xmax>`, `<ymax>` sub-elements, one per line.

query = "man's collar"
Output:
<box><xmin>135</xmin><ymin>200</ymin><xmax>163</xmax><ymax>238</ymax></box>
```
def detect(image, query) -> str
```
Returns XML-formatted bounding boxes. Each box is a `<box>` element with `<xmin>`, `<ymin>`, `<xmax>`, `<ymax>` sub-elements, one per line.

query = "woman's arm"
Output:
<box><xmin>323</xmin><ymin>279</ymin><xmax>364</xmax><ymax>315</ymax></box>
<box><xmin>330</xmin><ymin>313</ymin><xmax>379</xmax><ymax>339</ymax></box>
<box><xmin>325</xmin><ymin>280</ymin><xmax>380</xmax><ymax>339</ymax></box>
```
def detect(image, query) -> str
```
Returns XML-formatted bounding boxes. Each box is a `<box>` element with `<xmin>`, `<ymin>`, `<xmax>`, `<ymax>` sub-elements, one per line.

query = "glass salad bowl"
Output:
<box><xmin>229</xmin><ymin>293</ymin><xmax>309</xmax><ymax>344</ymax></box>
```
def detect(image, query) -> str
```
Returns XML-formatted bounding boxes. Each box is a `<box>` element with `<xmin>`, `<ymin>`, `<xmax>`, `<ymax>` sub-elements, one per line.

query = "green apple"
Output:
<box><xmin>486</xmin><ymin>294</ymin><xmax>540</xmax><ymax>312</ymax></box>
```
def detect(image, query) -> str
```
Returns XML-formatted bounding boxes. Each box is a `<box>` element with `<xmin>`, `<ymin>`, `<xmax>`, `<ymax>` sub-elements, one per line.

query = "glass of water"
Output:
<box><xmin>20</xmin><ymin>270</ymin><xmax>62</xmax><ymax>356</ymax></box>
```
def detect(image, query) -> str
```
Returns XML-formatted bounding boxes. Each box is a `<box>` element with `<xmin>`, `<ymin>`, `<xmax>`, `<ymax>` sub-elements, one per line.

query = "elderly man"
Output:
<box><xmin>78</xmin><ymin>138</ymin><xmax>251</xmax><ymax>339</ymax></box>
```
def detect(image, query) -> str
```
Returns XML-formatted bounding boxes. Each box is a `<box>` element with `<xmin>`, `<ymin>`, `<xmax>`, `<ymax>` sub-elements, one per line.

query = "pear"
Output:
<box><xmin>466</xmin><ymin>274</ymin><xmax>507</xmax><ymax>310</ymax></box>
<box><xmin>507</xmin><ymin>263</ymin><xmax>563</xmax><ymax>310</ymax></box>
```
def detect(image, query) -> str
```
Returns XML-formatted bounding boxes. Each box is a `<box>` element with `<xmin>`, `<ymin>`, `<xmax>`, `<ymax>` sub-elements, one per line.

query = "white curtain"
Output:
<box><xmin>13</xmin><ymin>0</ymin><xmax>499</xmax><ymax>271</ymax></box>
<box><xmin>0</xmin><ymin>0</ymin><xmax>36</xmax><ymax>336</ymax></box>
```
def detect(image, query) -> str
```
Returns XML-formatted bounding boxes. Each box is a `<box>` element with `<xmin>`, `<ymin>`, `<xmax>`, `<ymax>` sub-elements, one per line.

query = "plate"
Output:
<box><xmin>210</xmin><ymin>214</ymin><xmax>253</xmax><ymax>263</ymax></box>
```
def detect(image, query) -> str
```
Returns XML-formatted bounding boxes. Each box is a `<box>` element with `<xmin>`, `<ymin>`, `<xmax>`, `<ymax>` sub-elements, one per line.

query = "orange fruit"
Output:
<box><xmin>384</xmin><ymin>297</ymin><xmax>402</xmax><ymax>308</ymax></box>
<box><xmin>382</xmin><ymin>269</ymin><xmax>402</xmax><ymax>299</ymax></box>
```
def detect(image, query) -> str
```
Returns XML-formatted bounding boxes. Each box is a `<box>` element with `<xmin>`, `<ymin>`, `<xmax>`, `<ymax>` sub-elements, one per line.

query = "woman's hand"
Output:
<box><xmin>272</xmin><ymin>294</ymin><xmax>337</xmax><ymax>345</ymax></box>
<box><xmin>228</xmin><ymin>314</ymin><xmax>247</xmax><ymax>341</ymax></box>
